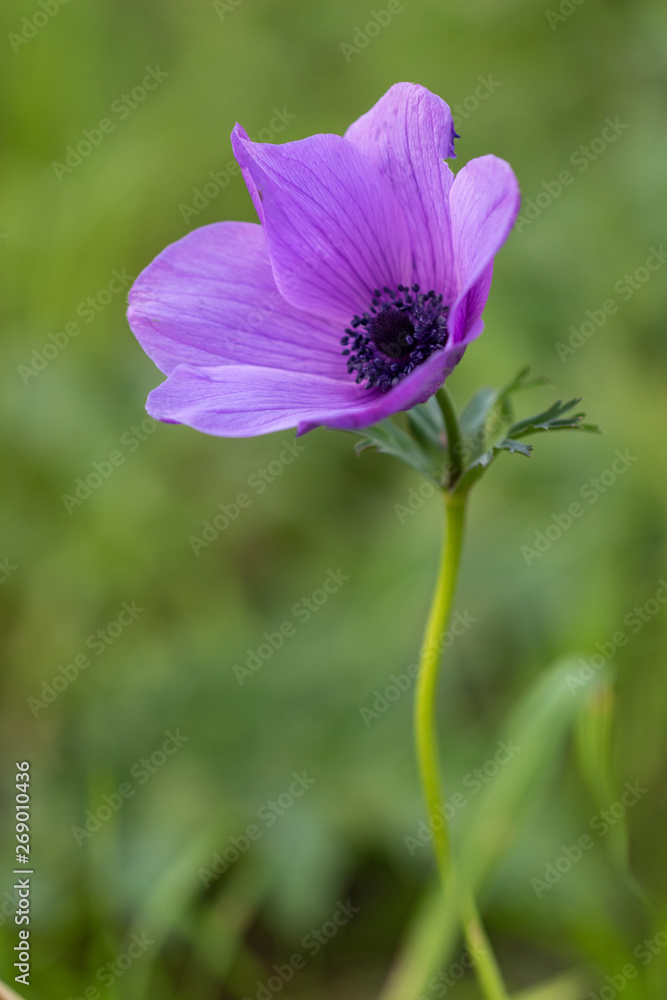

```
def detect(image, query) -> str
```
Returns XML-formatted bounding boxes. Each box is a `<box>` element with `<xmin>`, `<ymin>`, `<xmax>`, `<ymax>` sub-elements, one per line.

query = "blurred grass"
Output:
<box><xmin>1</xmin><ymin>0</ymin><xmax>667</xmax><ymax>997</ymax></box>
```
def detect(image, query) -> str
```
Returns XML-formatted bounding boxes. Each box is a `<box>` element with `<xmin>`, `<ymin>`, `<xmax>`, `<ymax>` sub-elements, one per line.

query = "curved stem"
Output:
<box><xmin>414</xmin><ymin>492</ymin><xmax>466</xmax><ymax>877</ymax></box>
<box><xmin>414</xmin><ymin>490</ymin><xmax>509</xmax><ymax>1000</ymax></box>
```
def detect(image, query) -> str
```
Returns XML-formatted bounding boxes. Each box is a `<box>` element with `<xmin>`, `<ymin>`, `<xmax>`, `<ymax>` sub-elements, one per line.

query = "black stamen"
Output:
<box><xmin>340</xmin><ymin>285</ymin><xmax>449</xmax><ymax>392</ymax></box>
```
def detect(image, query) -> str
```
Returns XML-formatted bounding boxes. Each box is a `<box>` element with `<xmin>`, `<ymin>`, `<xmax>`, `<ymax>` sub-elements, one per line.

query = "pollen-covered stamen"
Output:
<box><xmin>341</xmin><ymin>284</ymin><xmax>449</xmax><ymax>391</ymax></box>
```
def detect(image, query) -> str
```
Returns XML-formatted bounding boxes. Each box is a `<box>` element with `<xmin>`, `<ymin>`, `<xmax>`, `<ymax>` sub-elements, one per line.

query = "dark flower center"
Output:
<box><xmin>370</xmin><ymin>309</ymin><xmax>415</xmax><ymax>359</ymax></box>
<box><xmin>341</xmin><ymin>285</ymin><xmax>449</xmax><ymax>391</ymax></box>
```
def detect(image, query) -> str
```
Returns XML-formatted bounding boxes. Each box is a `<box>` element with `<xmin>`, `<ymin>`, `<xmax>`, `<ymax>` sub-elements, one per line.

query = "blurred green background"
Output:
<box><xmin>1</xmin><ymin>0</ymin><xmax>667</xmax><ymax>997</ymax></box>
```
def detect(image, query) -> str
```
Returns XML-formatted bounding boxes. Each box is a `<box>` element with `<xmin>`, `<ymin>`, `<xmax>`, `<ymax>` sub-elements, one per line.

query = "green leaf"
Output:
<box><xmin>499</xmin><ymin>365</ymin><xmax>551</xmax><ymax>396</ymax></box>
<box><xmin>407</xmin><ymin>396</ymin><xmax>446</xmax><ymax>446</ymax></box>
<box><xmin>457</xmin><ymin>657</ymin><xmax>603</xmax><ymax>897</ymax></box>
<box><xmin>575</xmin><ymin>676</ymin><xmax>648</xmax><ymax>904</ymax></box>
<box><xmin>351</xmin><ymin>419</ymin><xmax>444</xmax><ymax>484</ymax></box>
<box><xmin>509</xmin><ymin>397</ymin><xmax>601</xmax><ymax>439</ymax></box>
<box><xmin>454</xmin><ymin>376</ymin><xmax>600</xmax><ymax>491</ymax></box>
<box><xmin>495</xmin><ymin>437</ymin><xmax>533</xmax><ymax>458</ymax></box>
<box><xmin>124</xmin><ymin>824</ymin><xmax>226</xmax><ymax>999</ymax></box>
<box><xmin>377</xmin><ymin>657</ymin><xmax>601</xmax><ymax>1000</ymax></box>
<box><xmin>459</xmin><ymin>386</ymin><xmax>501</xmax><ymax>442</ymax></box>
<box><xmin>456</xmin><ymin>368</ymin><xmax>551</xmax><ymax>472</ymax></box>
<box><xmin>377</xmin><ymin>884</ymin><xmax>461</xmax><ymax>1000</ymax></box>
<box><xmin>351</xmin><ymin>368</ymin><xmax>599</xmax><ymax>492</ymax></box>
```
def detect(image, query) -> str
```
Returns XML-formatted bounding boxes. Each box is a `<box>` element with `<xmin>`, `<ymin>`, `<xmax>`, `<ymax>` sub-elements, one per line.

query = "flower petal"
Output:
<box><xmin>231</xmin><ymin>125</ymin><xmax>413</xmax><ymax>322</ymax></box>
<box><xmin>344</xmin><ymin>82</ymin><xmax>458</xmax><ymax>298</ymax></box>
<box><xmin>447</xmin><ymin>155</ymin><xmax>520</xmax><ymax>343</ymax></box>
<box><xmin>147</xmin><ymin>364</ymin><xmax>375</xmax><ymax>437</ymax></box>
<box><xmin>297</xmin><ymin>322</ymin><xmax>484</xmax><ymax>434</ymax></box>
<box><xmin>127</xmin><ymin>221</ymin><xmax>343</xmax><ymax>377</ymax></box>
<box><xmin>147</xmin><ymin>325</ymin><xmax>481</xmax><ymax>439</ymax></box>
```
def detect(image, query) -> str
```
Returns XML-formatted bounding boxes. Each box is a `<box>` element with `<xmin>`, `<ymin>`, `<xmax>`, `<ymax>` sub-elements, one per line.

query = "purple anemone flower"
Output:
<box><xmin>128</xmin><ymin>83</ymin><xmax>520</xmax><ymax>437</ymax></box>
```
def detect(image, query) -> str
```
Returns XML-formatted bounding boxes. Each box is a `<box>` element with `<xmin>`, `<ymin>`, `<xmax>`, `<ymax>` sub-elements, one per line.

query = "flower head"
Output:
<box><xmin>128</xmin><ymin>83</ymin><xmax>520</xmax><ymax>437</ymax></box>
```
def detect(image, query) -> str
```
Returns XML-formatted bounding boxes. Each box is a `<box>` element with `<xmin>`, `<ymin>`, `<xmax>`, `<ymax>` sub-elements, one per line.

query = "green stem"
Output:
<box><xmin>414</xmin><ymin>490</ymin><xmax>509</xmax><ymax>1000</ymax></box>
<box><xmin>414</xmin><ymin>493</ymin><xmax>465</xmax><ymax>877</ymax></box>
<box><xmin>437</xmin><ymin>386</ymin><xmax>464</xmax><ymax>487</ymax></box>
